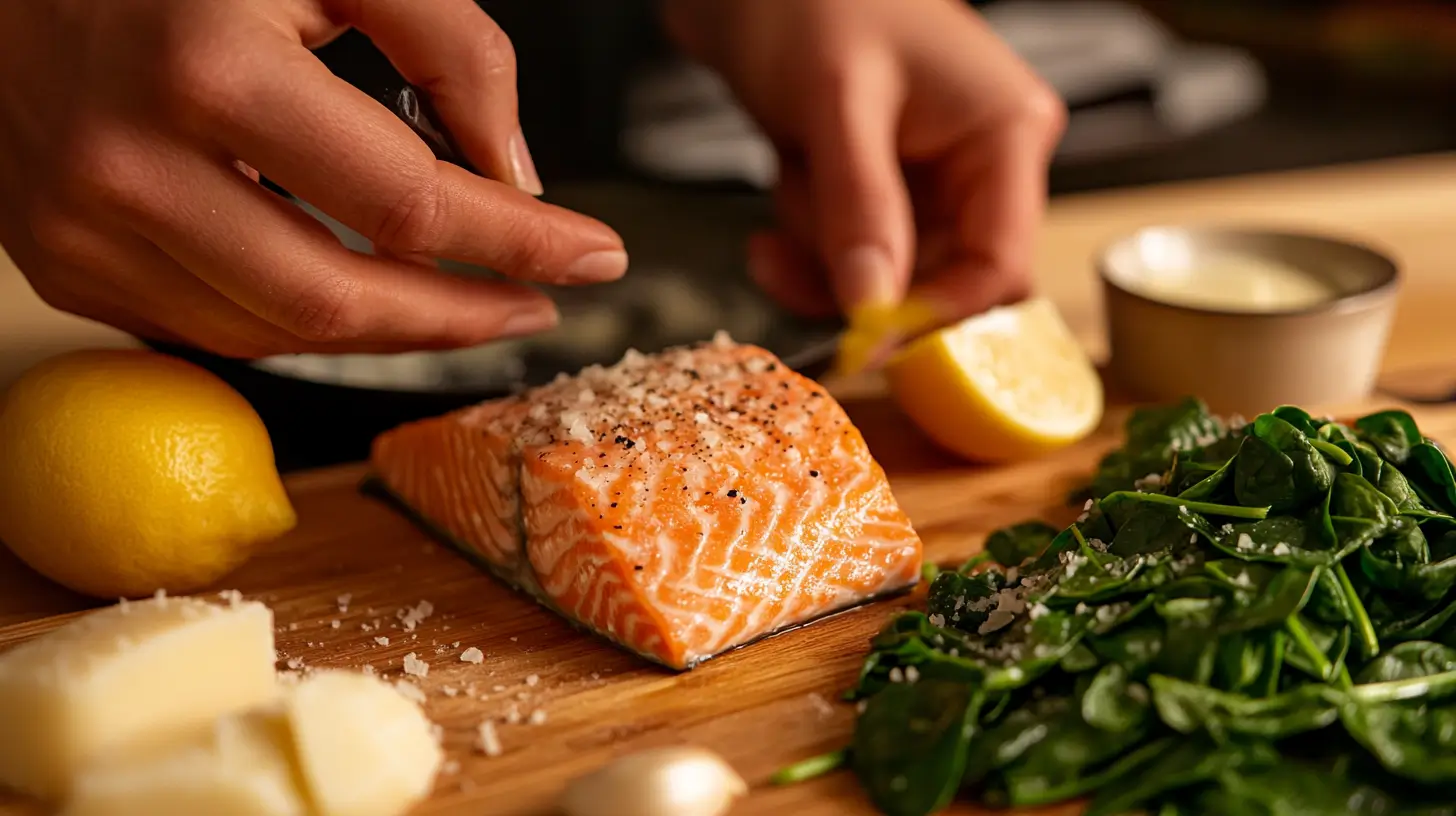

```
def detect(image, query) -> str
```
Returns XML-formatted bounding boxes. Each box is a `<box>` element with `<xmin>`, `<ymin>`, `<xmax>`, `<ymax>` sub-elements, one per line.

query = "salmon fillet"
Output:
<box><xmin>369</xmin><ymin>334</ymin><xmax>924</xmax><ymax>669</ymax></box>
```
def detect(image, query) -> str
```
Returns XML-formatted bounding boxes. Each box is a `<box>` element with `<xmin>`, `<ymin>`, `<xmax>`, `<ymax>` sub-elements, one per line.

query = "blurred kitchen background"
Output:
<box><xmin>362</xmin><ymin>0</ymin><xmax>1456</xmax><ymax>192</ymax></box>
<box><xmin>7</xmin><ymin>0</ymin><xmax>1456</xmax><ymax>470</ymax></box>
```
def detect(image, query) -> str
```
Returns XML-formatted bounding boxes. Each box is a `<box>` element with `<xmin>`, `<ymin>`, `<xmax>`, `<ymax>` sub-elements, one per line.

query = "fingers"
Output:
<box><xmin>322</xmin><ymin>0</ymin><xmax>541</xmax><ymax>195</ymax></box>
<box><xmin>746</xmin><ymin>160</ymin><xmax>837</xmax><ymax>317</ymax></box>
<box><xmin>126</xmin><ymin>148</ymin><xmax>567</xmax><ymax>350</ymax></box>
<box><xmin>802</xmin><ymin>49</ymin><xmax>915</xmax><ymax>312</ymax></box>
<box><xmin>22</xmin><ymin>209</ymin><xmax>333</xmax><ymax>356</ymax></box>
<box><xmin>746</xmin><ymin>230</ymin><xmax>836</xmax><ymax>319</ymax></box>
<box><xmin>19</xmin><ymin>231</ymin><xmax>276</xmax><ymax>356</ymax></box>
<box><xmin>189</xmin><ymin>32</ymin><xmax>624</xmax><ymax>284</ymax></box>
<box><xmin>911</xmin><ymin>126</ymin><xmax>1047</xmax><ymax>318</ymax></box>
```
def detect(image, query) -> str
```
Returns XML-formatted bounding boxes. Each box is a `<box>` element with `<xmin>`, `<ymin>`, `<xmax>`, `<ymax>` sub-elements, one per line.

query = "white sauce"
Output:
<box><xmin>1117</xmin><ymin>254</ymin><xmax>1339</xmax><ymax>312</ymax></box>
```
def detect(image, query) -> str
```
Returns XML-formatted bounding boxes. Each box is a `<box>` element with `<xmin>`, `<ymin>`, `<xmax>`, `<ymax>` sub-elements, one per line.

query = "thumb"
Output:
<box><xmin>804</xmin><ymin>56</ymin><xmax>914</xmax><ymax>313</ymax></box>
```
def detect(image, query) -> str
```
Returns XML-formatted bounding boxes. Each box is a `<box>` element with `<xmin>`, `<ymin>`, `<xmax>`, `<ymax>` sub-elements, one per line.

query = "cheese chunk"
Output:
<box><xmin>285</xmin><ymin>670</ymin><xmax>443</xmax><ymax>816</ymax></box>
<box><xmin>60</xmin><ymin>710</ymin><xmax>308</xmax><ymax>816</ymax></box>
<box><xmin>0</xmin><ymin>595</ymin><xmax>277</xmax><ymax>799</ymax></box>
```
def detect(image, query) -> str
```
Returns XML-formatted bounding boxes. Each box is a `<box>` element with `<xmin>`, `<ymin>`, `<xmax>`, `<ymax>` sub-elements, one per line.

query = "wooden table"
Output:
<box><xmin>4</xmin><ymin>154</ymin><xmax>1456</xmax><ymax>815</ymax></box>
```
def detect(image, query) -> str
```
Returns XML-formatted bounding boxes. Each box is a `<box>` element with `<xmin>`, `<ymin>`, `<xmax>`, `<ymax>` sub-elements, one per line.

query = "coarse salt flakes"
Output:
<box><xmin>528</xmin><ymin>710</ymin><xmax>547</xmax><ymax>725</ymax></box>
<box><xmin>477</xmin><ymin>721</ymin><xmax>503</xmax><ymax>756</ymax></box>
<box><xmin>525</xmin><ymin>674</ymin><xmax>539</xmax><ymax>687</ymax></box>
<box><xmin>978</xmin><ymin>608</ymin><xmax>1017</xmax><ymax>635</ymax></box>
<box><xmin>393</xmin><ymin>680</ymin><xmax>426</xmax><ymax>705</ymax></box>
<box><xmin>398</xmin><ymin>600</ymin><xmax>434</xmax><ymax>632</ymax></box>
<box><xmin>374</xmin><ymin>636</ymin><xmax>390</xmax><ymax>646</ymax></box>
<box><xmin>461</xmin><ymin>647</ymin><xmax>485</xmax><ymax>664</ymax></box>
<box><xmin>403</xmin><ymin>652</ymin><xmax>429</xmax><ymax>677</ymax></box>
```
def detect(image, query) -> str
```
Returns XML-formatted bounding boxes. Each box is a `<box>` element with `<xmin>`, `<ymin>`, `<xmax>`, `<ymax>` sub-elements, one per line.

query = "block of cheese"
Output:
<box><xmin>284</xmin><ymin>670</ymin><xmax>443</xmax><ymax>816</ymax></box>
<box><xmin>59</xmin><ymin>709</ymin><xmax>308</xmax><ymax>816</ymax></box>
<box><xmin>0</xmin><ymin>594</ymin><xmax>277</xmax><ymax>799</ymax></box>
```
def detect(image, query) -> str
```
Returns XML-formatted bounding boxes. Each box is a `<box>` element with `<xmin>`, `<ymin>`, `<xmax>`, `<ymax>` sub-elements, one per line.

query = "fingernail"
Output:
<box><xmin>500</xmin><ymin>303</ymin><xmax>559</xmax><ymax>338</ymax></box>
<box><xmin>836</xmin><ymin>245</ymin><xmax>897</xmax><ymax>308</ymax></box>
<box><xmin>563</xmin><ymin>249</ymin><xmax>629</xmax><ymax>283</ymax></box>
<box><xmin>509</xmin><ymin>129</ymin><xmax>544</xmax><ymax>196</ymax></box>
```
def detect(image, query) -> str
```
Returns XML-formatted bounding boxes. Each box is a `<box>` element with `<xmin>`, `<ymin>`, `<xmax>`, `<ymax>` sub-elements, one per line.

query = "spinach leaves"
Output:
<box><xmin>777</xmin><ymin>402</ymin><xmax>1456</xmax><ymax>815</ymax></box>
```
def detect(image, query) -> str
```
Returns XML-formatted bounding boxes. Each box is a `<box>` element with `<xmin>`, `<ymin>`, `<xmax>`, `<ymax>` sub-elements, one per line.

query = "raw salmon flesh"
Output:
<box><xmin>368</xmin><ymin>334</ymin><xmax>924</xmax><ymax>669</ymax></box>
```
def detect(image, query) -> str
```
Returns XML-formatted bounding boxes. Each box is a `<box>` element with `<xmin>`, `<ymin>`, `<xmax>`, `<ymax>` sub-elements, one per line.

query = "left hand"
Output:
<box><xmin>663</xmin><ymin>0</ymin><xmax>1065</xmax><ymax>326</ymax></box>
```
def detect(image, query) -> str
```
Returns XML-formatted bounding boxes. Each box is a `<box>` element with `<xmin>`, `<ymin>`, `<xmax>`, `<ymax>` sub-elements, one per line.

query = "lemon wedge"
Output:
<box><xmin>885</xmin><ymin>298</ymin><xmax>1103</xmax><ymax>463</ymax></box>
<box><xmin>832</xmin><ymin>298</ymin><xmax>943</xmax><ymax>378</ymax></box>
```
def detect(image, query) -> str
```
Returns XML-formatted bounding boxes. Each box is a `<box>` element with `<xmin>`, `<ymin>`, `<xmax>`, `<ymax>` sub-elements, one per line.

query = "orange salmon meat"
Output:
<box><xmin>369</xmin><ymin>334</ymin><xmax>924</xmax><ymax>669</ymax></box>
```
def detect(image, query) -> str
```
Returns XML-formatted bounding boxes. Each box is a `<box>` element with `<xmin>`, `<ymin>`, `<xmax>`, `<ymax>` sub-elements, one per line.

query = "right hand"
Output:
<box><xmin>0</xmin><ymin>0</ymin><xmax>628</xmax><ymax>358</ymax></box>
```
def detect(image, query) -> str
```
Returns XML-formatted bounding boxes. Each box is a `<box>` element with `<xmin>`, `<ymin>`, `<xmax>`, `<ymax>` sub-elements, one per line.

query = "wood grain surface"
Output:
<box><xmin>1</xmin><ymin>392</ymin><xmax>1452</xmax><ymax>816</ymax></box>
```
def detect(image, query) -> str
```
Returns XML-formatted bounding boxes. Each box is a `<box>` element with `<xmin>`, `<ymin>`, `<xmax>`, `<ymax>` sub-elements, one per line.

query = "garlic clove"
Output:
<box><xmin>559</xmin><ymin>746</ymin><xmax>747</xmax><ymax>816</ymax></box>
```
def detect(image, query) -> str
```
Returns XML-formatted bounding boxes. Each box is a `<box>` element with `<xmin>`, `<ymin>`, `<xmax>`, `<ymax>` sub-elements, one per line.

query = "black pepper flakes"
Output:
<box><xmin>810</xmin><ymin>470</ymin><xmax>820</xmax><ymax>478</ymax></box>
<box><xmin>726</xmin><ymin>489</ymin><xmax>738</xmax><ymax>498</ymax></box>
<box><xmin>610</xmin><ymin>502</ymin><xmax>618</xmax><ymax>508</ymax></box>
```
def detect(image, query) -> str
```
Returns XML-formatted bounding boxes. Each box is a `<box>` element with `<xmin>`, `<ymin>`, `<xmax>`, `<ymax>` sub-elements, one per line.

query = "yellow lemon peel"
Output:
<box><xmin>833</xmin><ymin>298</ymin><xmax>942</xmax><ymax>377</ymax></box>
<box><xmin>0</xmin><ymin>350</ymin><xmax>297</xmax><ymax>599</ymax></box>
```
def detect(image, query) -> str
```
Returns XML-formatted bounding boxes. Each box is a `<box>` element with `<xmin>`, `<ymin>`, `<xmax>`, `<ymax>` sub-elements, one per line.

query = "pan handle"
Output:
<box><xmin>380</xmin><ymin>84</ymin><xmax>480</xmax><ymax>176</ymax></box>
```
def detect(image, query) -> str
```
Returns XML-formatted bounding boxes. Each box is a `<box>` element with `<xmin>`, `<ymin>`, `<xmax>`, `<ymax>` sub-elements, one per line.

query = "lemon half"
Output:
<box><xmin>885</xmin><ymin>298</ymin><xmax>1103</xmax><ymax>463</ymax></box>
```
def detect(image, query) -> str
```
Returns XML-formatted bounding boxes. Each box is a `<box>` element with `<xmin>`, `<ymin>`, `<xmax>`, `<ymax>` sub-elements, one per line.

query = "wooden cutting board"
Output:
<box><xmin>3</xmin><ymin>392</ymin><xmax>1453</xmax><ymax>816</ymax></box>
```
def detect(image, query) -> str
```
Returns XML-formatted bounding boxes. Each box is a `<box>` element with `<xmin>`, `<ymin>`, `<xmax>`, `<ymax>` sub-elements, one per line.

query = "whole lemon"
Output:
<box><xmin>0</xmin><ymin>349</ymin><xmax>297</xmax><ymax>599</ymax></box>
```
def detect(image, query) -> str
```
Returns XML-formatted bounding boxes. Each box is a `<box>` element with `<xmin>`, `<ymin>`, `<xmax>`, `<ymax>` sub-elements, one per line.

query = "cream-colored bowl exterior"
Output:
<box><xmin>1099</xmin><ymin>227</ymin><xmax>1401</xmax><ymax>417</ymax></box>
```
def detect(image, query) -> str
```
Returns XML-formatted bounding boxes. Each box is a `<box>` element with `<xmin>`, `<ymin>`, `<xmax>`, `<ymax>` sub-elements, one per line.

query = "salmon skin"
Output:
<box><xmin>368</xmin><ymin>333</ymin><xmax>924</xmax><ymax>670</ymax></box>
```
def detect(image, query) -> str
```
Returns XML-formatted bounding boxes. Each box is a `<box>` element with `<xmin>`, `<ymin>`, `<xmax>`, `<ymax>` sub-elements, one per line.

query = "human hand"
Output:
<box><xmin>664</xmin><ymin>0</ymin><xmax>1065</xmax><ymax>331</ymax></box>
<box><xmin>0</xmin><ymin>0</ymin><xmax>627</xmax><ymax>358</ymax></box>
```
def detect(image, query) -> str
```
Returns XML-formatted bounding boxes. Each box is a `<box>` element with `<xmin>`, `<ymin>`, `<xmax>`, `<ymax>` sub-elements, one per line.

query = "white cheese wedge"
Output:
<box><xmin>59</xmin><ymin>709</ymin><xmax>307</xmax><ymax>816</ymax></box>
<box><xmin>284</xmin><ymin>670</ymin><xmax>443</xmax><ymax>816</ymax></box>
<box><xmin>0</xmin><ymin>595</ymin><xmax>277</xmax><ymax>799</ymax></box>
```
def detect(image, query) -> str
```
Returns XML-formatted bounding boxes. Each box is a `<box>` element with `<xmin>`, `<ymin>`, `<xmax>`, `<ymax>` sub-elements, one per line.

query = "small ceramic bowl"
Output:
<box><xmin>1098</xmin><ymin>226</ymin><xmax>1401</xmax><ymax>417</ymax></box>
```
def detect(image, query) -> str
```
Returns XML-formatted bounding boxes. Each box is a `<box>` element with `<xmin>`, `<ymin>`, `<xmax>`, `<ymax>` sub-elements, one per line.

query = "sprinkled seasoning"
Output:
<box><xmin>475</xmin><ymin>332</ymin><xmax>847</xmax><ymax>516</ymax></box>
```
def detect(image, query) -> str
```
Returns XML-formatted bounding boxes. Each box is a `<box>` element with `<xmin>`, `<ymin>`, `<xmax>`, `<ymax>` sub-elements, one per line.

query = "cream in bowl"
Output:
<box><xmin>1098</xmin><ymin>226</ymin><xmax>1401</xmax><ymax>417</ymax></box>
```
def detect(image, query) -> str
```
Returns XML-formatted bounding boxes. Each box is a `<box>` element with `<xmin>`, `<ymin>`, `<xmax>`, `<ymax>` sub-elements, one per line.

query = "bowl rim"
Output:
<box><xmin>1095</xmin><ymin>224</ymin><xmax>1403</xmax><ymax>319</ymax></box>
